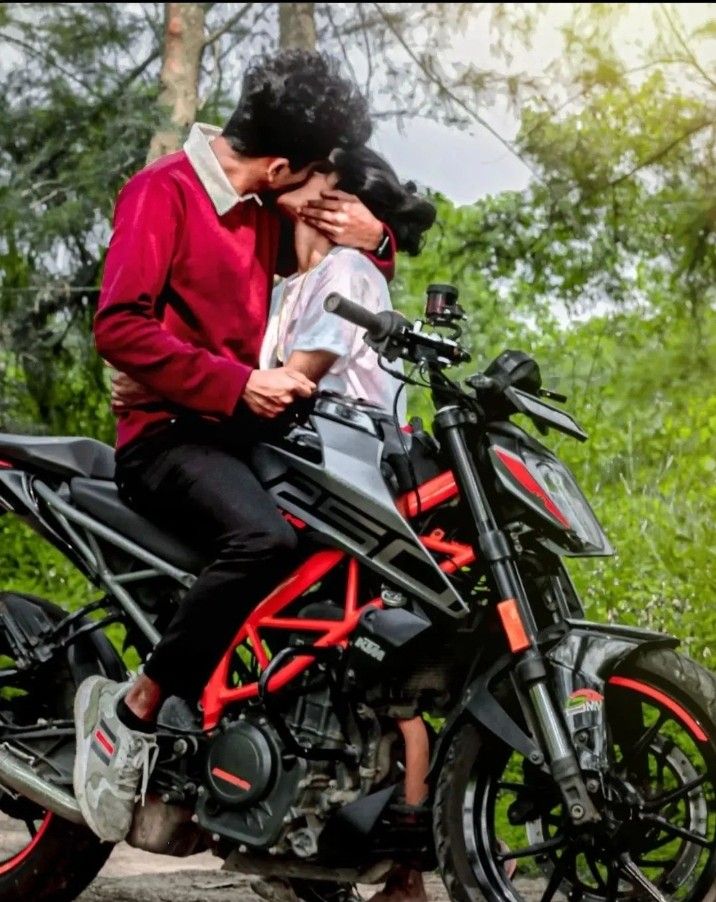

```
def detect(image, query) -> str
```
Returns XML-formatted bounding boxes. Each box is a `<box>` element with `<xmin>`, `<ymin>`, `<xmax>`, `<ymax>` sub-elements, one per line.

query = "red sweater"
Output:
<box><xmin>95</xmin><ymin>151</ymin><xmax>394</xmax><ymax>449</ymax></box>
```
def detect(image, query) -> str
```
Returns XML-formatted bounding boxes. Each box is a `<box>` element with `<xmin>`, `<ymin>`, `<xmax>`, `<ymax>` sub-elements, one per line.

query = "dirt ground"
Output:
<box><xmin>74</xmin><ymin>843</ymin><xmax>549</xmax><ymax>901</ymax></box>
<box><xmin>77</xmin><ymin>846</ymin><xmax>448</xmax><ymax>901</ymax></box>
<box><xmin>0</xmin><ymin>814</ymin><xmax>551</xmax><ymax>901</ymax></box>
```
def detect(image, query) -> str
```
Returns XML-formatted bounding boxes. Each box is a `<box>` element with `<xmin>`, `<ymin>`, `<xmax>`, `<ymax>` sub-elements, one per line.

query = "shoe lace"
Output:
<box><xmin>116</xmin><ymin>734</ymin><xmax>159</xmax><ymax>806</ymax></box>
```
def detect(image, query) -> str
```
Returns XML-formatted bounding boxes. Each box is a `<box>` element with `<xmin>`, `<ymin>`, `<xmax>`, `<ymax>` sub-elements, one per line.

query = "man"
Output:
<box><xmin>74</xmin><ymin>50</ymin><xmax>394</xmax><ymax>849</ymax></box>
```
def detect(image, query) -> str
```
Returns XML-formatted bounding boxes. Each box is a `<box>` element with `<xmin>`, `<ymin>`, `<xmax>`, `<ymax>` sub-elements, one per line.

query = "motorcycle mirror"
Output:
<box><xmin>539</xmin><ymin>387</ymin><xmax>568</xmax><ymax>403</ymax></box>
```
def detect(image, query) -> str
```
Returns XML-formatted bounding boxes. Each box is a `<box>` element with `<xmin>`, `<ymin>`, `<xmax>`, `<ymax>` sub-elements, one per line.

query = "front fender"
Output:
<box><xmin>544</xmin><ymin>617</ymin><xmax>679</xmax><ymax>693</ymax></box>
<box><xmin>427</xmin><ymin>652</ymin><xmax>543</xmax><ymax>785</ymax></box>
<box><xmin>428</xmin><ymin>618</ymin><xmax>678</xmax><ymax>784</ymax></box>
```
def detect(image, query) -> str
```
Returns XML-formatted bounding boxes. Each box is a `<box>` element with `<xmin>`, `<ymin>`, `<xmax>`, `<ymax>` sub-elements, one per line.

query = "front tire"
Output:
<box><xmin>433</xmin><ymin>721</ymin><xmax>488</xmax><ymax>902</ymax></box>
<box><xmin>433</xmin><ymin>649</ymin><xmax>716</xmax><ymax>901</ymax></box>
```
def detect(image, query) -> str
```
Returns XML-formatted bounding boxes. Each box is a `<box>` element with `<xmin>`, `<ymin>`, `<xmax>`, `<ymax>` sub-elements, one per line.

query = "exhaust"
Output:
<box><xmin>0</xmin><ymin>745</ymin><xmax>85</xmax><ymax>825</ymax></box>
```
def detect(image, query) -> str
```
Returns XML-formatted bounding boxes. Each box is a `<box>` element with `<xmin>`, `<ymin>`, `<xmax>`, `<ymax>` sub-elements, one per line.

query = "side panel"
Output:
<box><xmin>252</xmin><ymin>416</ymin><xmax>468</xmax><ymax>617</ymax></box>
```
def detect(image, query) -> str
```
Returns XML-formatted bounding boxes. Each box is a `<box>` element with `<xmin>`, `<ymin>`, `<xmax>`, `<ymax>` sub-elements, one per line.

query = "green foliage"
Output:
<box><xmin>394</xmin><ymin>199</ymin><xmax>716</xmax><ymax>666</ymax></box>
<box><xmin>0</xmin><ymin>516</ymin><xmax>94</xmax><ymax>604</ymax></box>
<box><xmin>541</xmin><ymin>311</ymin><xmax>716</xmax><ymax>663</ymax></box>
<box><xmin>0</xmin><ymin>3</ymin><xmax>165</xmax><ymax>431</ymax></box>
<box><xmin>388</xmin><ymin>3</ymin><xmax>716</xmax><ymax>663</ymax></box>
<box><xmin>513</xmin><ymin>70</ymin><xmax>716</xmax><ymax>323</ymax></box>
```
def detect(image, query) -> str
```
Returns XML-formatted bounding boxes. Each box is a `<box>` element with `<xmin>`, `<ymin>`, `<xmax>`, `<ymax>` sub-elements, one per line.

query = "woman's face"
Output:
<box><xmin>276</xmin><ymin>169</ymin><xmax>339</xmax><ymax>219</ymax></box>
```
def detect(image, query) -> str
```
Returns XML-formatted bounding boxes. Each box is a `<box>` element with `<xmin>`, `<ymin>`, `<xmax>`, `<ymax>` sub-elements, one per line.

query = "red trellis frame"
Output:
<box><xmin>200</xmin><ymin>471</ymin><xmax>473</xmax><ymax>729</ymax></box>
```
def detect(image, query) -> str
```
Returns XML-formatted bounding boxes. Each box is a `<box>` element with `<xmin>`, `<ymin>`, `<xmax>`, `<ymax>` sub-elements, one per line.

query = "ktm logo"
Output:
<box><xmin>354</xmin><ymin>636</ymin><xmax>385</xmax><ymax>661</ymax></box>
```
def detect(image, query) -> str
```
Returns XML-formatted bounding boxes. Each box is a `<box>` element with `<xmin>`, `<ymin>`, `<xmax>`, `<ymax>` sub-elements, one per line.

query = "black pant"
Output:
<box><xmin>115</xmin><ymin>419</ymin><xmax>297</xmax><ymax>701</ymax></box>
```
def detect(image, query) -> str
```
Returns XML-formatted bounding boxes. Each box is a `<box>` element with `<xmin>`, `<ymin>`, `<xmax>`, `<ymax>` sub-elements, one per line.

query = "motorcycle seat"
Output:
<box><xmin>0</xmin><ymin>434</ymin><xmax>116</xmax><ymax>480</ymax></box>
<box><xmin>69</xmin><ymin>477</ymin><xmax>206</xmax><ymax>574</ymax></box>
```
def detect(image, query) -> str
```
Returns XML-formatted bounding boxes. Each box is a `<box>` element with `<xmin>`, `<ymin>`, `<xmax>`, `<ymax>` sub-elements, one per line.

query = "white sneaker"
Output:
<box><xmin>73</xmin><ymin>676</ymin><xmax>158</xmax><ymax>842</ymax></box>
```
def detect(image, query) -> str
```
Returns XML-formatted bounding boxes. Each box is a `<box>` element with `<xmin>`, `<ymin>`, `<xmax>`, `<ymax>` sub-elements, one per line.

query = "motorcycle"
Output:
<box><xmin>0</xmin><ymin>282</ymin><xmax>713</xmax><ymax>901</ymax></box>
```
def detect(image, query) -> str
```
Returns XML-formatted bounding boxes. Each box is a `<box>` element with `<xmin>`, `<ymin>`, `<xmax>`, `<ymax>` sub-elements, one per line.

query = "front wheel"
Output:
<box><xmin>434</xmin><ymin>648</ymin><xmax>716</xmax><ymax>901</ymax></box>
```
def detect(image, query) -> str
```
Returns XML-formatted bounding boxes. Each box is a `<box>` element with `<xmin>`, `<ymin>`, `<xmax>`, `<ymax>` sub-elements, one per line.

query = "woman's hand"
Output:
<box><xmin>109</xmin><ymin>368</ymin><xmax>160</xmax><ymax>413</ymax></box>
<box><xmin>298</xmin><ymin>189</ymin><xmax>384</xmax><ymax>251</ymax></box>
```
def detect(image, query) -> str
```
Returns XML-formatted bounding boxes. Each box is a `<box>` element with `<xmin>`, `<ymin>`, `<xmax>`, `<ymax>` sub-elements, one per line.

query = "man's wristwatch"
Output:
<box><xmin>374</xmin><ymin>229</ymin><xmax>391</xmax><ymax>259</ymax></box>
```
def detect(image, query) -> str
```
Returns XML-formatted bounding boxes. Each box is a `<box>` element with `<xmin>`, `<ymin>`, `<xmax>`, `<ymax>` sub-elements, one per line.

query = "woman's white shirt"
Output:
<box><xmin>259</xmin><ymin>247</ymin><xmax>407</xmax><ymax>422</ymax></box>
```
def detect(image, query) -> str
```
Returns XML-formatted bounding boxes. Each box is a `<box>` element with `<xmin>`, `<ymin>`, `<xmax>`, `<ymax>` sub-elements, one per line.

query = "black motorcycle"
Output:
<box><xmin>0</xmin><ymin>282</ymin><xmax>713</xmax><ymax>901</ymax></box>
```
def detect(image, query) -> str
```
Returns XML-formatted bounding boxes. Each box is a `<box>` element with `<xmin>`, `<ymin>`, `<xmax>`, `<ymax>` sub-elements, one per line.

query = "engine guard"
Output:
<box><xmin>428</xmin><ymin>618</ymin><xmax>678</xmax><ymax>782</ymax></box>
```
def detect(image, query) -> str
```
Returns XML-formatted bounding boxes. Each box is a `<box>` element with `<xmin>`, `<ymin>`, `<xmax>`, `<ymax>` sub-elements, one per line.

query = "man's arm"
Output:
<box><xmin>110</xmin><ymin>363</ymin><xmax>315</xmax><ymax>418</ymax></box>
<box><xmin>94</xmin><ymin>173</ymin><xmax>252</xmax><ymax>418</ymax></box>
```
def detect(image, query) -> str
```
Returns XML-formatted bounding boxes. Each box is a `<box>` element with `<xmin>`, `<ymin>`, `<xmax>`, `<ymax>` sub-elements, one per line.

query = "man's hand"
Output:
<box><xmin>110</xmin><ymin>368</ymin><xmax>160</xmax><ymax>413</ymax></box>
<box><xmin>298</xmin><ymin>189</ymin><xmax>383</xmax><ymax>251</ymax></box>
<box><xmin>243</xmin><ymin>367</ymin><xmax>316</xmax><ymax>419</ymax></box>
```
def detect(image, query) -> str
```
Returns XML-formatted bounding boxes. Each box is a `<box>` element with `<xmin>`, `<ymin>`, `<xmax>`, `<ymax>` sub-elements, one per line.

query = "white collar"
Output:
<box><xmin>183</xmin><ymin>122</ymin><xmax>263</xmax><ymax>216</ymax></box>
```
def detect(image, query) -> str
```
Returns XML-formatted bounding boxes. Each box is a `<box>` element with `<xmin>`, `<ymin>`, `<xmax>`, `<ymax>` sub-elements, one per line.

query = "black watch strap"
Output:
<box><xmin>375</xmin><ymin>230</ymin><xmax>390</xmax><ymax>258</ymax></box>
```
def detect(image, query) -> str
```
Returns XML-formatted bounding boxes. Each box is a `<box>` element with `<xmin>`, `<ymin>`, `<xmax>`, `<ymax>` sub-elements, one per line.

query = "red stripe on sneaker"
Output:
<box><xmin>94</xmin><ymin>729</ymin><xmax>114</xmax><ymax>756</ymax></box>
<box><xmin>211</xmin><ymin>767</ymin><xmax>251</xmax><ymax>791</ymax></box>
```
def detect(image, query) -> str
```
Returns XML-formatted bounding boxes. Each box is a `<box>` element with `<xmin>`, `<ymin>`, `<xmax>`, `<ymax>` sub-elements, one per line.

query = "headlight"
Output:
<box><xmin>526</xmin><ymin>452</ymin><xmax>613</xmax><ymax>555</ymax></box>
<box><xmin>490</xmin><ymin>445</ymin><xmax>613</xmax><ymax>557</ymax></box>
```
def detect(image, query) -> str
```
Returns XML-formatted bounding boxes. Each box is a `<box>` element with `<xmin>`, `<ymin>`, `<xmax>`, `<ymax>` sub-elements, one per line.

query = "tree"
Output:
<box><xmin>279</xmin><ymin>3</ymin><xmax>316</xmax><ymax>49</ymax></box>
<box><xmin>0</xmin><ymin>3</ymin><xmax>164</xmax><ymax>433</ymax></box>
<box><xmin>0</xmin><ymin>2</ymin><xmax>543</xmax><ymax>431</ymax></box>
<box><xmin>445</xmin><ymin>4</ymin><xmax>716</xmax><ymax>339</ymax></box>
<box><xmin>146</xmin><ymin>3</ymin><xmax>206</xmax><ymax>163</ymax></box>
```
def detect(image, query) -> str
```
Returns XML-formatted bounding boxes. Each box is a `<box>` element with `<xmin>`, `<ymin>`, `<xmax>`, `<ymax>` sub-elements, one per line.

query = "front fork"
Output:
<box><xmin>434</xmin><ymin>407</ymin><xmax>601</xmax><ymax>825</ymax></box>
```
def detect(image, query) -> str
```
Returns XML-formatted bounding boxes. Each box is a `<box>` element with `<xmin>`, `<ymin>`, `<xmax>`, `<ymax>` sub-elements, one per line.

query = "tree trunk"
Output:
<box><xmin>146</xmin><ymin>3</ymin><xmax>206</xmax><ymax>164</ymax></box>
<box><xmin>279</xmin><ymin>3</ymin><xmax>317</xmax><ymax>50</ymax></box>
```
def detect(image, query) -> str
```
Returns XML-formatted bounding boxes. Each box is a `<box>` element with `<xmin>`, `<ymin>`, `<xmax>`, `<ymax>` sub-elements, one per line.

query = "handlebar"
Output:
<box><xmin>324</xmin><ymin>293</ymin><xmax>408</xmax><ymax>342</ymax></box>
<box><xmin>324</xmin><ymin>292</ymin><xmax>469</xmax><ymax>369</ymax></box>
<box><xmin>324</xmin><ymin>292</ymin><xmax>470</xmax><ymax>371</ymax></box>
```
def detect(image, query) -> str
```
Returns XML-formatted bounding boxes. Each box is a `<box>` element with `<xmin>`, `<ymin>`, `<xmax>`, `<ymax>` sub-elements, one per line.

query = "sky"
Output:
<box><xmin>369</xmin><ymin>3</ymin><xmax>715</xmax><ymax>205</ymax></box>
<box><xmin>371</xmin><ymin>6</ymin><xmax>562</xmax><ymax>205</ymax></box>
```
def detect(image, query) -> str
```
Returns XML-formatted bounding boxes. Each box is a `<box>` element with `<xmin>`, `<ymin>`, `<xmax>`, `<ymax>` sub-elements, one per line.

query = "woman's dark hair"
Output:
<box><xmin>329</xmin><ymin>146</ymin><xmax>436</xmax><ymax>256</ymax></box>
<box><xmin>223</xmin><ymin>50</ymin><xmax>371</xmax><ymax>171</ymax></box>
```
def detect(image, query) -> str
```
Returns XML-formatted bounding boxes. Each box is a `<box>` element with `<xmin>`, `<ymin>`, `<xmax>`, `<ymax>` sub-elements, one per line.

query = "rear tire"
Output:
<box><xmin>0</xmin><ymin>811</ymin><xmax>112</xmax><ymax>902</ymax></box>
<box><xmin>0</xmin><ymin>592</ymin><xmax>123</xmax><ymax>900</ymax></box>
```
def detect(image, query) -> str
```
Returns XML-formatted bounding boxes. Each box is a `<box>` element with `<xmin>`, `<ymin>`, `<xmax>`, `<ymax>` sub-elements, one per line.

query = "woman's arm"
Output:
<box><xmin>284</xmin><ymin>349</ymin><xmax>338</xmax><ymax>383</ymax></box>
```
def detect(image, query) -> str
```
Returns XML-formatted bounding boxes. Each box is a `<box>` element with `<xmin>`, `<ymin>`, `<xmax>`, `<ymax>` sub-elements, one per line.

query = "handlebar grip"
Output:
<box><xmin>324</xmin><ymin>292</ymin><xmax>409</xmax><ymax>343</ymax></box>
<box><xmin>324</xmin><ymin>292</ymin><xmax>385</xmax><ymax>336</ymax></box>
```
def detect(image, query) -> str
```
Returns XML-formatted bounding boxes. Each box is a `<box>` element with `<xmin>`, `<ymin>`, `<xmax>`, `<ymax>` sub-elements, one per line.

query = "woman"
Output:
<box><xmin>255</xmin><ymin>150</ymin><xmax>436</xmax><ymax>902</ymax></box>
<box><xmin>260</xmin><ymin>146</ymin><xmax>436</xmax><ymax>425</ymax></box>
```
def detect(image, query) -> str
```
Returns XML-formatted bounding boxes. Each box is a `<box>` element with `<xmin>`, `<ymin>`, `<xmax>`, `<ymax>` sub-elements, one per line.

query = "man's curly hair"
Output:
<box><xmin>223</xmin><ymin>50</ymin><xmax>372</xmax><ymax>171</ymax></box>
